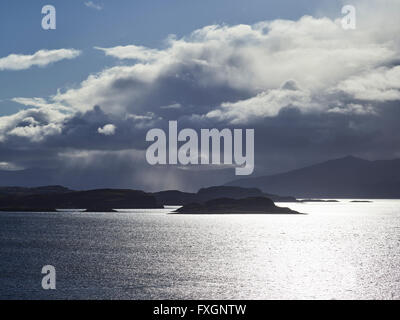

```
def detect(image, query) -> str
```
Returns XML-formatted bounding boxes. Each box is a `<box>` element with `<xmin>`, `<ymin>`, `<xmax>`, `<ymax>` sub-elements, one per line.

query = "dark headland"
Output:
<box><xmin>0</xmin><ymin>187</ymin><xmax>161</xmax><ymax>212</ymax></box>
<box><xmin>151</xmin><ymin>186</ymin><xmax>297</xmax><ymax>205</ymax></box>
<box><xmin>0</xmin><ymin>185</ymin><xmax>299</xmax><ymax>213</ymax></box>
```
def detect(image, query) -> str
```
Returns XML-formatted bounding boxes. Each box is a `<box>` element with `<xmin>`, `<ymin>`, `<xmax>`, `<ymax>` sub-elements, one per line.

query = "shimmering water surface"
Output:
<box><xmin>1</xmin><ymin>200</ymin><xmax>399</xmax><ymax>300</ymax></box>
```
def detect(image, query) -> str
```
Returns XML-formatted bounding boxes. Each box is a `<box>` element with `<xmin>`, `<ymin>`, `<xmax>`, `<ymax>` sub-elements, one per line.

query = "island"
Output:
<box><xmin>152</xmin><ymin>186</ymin><xmax>297</xmax><ymax>205</ymax></box>
<box><xmin>0</xmin><ymin>185</ymin><xmax>301</xmax><ymax>213</ymax></box>
<box><xmin>300</xmin><ymin>199</ymin><xmax>340</xmax><ymax>203</ymax></box>
<box><xmin>0</xmin><ymin>188</ymin><xmax>161</xmax><ymax>212</ymax></box>
<box><xmin>174</xmin><ymin>197</ymin><xmax>301</xmax><ymax>214</ymax></box>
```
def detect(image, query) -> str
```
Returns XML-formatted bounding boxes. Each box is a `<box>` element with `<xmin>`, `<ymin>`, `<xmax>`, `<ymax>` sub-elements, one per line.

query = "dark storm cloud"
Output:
<box><xmin>1</xmin><ymin>4</ymin><xmax>400</xmax><ymax>190</ymax></box>
<box><xmin>110</xmin><ymin>61</ymin><xmax>253</xmax><ymax>120</ymax></box>
<box><xmin>0</xmin><ymin>99</ymin><xmax>399</xmax><ymax>190</ymax></box>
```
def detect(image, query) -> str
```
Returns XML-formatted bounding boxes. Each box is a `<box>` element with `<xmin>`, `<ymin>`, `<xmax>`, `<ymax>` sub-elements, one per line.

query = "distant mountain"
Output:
<box><xmin>226</xmin><ymin>156</ymin><xmax>400</xmax><ymax>198</ymax></box>
<box><xmin>152</xmin><ymin>190</ymin><xmax>197</xmax><ymax>205</ymax></box>
<box><xmin>0</xmin><ymin>168</ymin><xmax>59</xmax><ymax>187</ymax></box>
<box><xmin>0</xmin><ymin>166</ymin><xmax>234</xmax><ymax>192</ymax></box>
<box><xmin>0</xmin><ymin>185</ymin><xmax>71</xmax><ymax>196</ymax></box>
<box><xmin>152</xmin><ymin>186</ymin><xmax>296</xmax><ymax>205</ymax></box>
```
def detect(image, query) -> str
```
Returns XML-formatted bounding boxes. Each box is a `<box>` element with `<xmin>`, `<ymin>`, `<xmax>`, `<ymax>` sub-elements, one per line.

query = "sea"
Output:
<box><xmin>0</xmin><ymin>199</ymin><xmax>399</xmax><ymax>300</ymax></box>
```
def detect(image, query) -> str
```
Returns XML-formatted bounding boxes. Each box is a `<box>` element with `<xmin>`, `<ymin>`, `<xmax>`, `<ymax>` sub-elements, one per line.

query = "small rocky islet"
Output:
<box><xmin>175</xmin><ymin>197</ymin><xmax>301</xmax><ymax>215</ymax></box>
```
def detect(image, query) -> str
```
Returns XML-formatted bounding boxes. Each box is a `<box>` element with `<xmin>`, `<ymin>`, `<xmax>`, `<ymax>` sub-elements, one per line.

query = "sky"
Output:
<box><xmin>0</xmin><ymin>0</ymin><xmax>337</xmax><ymax>115</ymax></box>
<box><xmin>0</xmin><ymin>0</ymin><xmax>399</xmax><ymax>191</ymax></box>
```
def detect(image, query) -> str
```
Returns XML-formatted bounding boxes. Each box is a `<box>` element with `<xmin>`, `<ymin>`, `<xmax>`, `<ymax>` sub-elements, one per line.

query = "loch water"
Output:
<box><xmin>0</xmin><ymin>200</ymin><xmax>399</xmax><ymax>299</ymax></box>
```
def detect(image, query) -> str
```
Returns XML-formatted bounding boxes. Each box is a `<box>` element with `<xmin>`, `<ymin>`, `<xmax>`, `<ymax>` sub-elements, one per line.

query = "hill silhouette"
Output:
<box><xmin>0</xmin><ymin>185</ymin><xmax>295</xmax><ymax>212</ymax></box>
<box><xmin>0</xmin><ymin>189</ymin><xmax>160</xmax><ymax>212</ymax></box>
<box><xmin>226</xmin><ymin>156</ymin><xmax>400</xmax><ymax>198</ymax></box>
<box><xmin>152</xmin><ymin>186</ymin><xmax>296</xmax><ymax>205</ymax></box>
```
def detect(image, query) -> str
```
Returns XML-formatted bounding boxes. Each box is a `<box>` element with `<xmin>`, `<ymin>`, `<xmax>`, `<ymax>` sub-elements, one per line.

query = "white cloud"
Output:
<box><xmin>40</xmin><ymin>3</ymin><xmax>397</xmax><ymax>122</ymax></box>
<box><xmin>84</xmin><ymin>1</ymin><xmax>103</xmax><ymax>11</ymax></box>
<box><xmin>98</xmin><ymin>124</ymin><xmax>116</xmax><ymax>136</ymax></box>
<box><xmin>0</xmin><ymin>49</ymin><xmax>81</xmax><ymax>71</ymax></box>
<box><xmin>207</xmin><ymin>80</ymin><xmax>318</xmax><ymax>123</ymax></box>
<box><xmin>11</xmin><ymin>97</ymin><xmax>50</xmax><ymax>108</ymax></box>
<box><xmin>0</xmin><ymin>107</ymin><xmax>67</xmax><ymax>142</ymax></box>
<box><xmin>95</xmin><ymin>45</ymin><xmax>165</xmax><ymax>62</ymax></box>
<box><xmin>10</xmin><ymin>97</ymin><xmax>70</xmax><ymax>111</ymax></box>
<box><xmin>328</xmin><ymin>103</ymin><xmax>377</xmax><ymax>115</ymax></box>
<box><xmin>1</xmin><ymin>0</ymin><xmax>400</xmax><ymax>189</ymax></box>
<box><xmin>6</xmin><ymin>0</ymin><xmax>400</xmax><ymax>130</ymax></box>
<box><xmin>336</xmin><ymin>66</ymin><xmax>400</xmax><ymax>102</ymax></box>
<box><xmin>8</xmin><ymin>123</ymin><xmax>63</xmax><ymax>141</ymax></box>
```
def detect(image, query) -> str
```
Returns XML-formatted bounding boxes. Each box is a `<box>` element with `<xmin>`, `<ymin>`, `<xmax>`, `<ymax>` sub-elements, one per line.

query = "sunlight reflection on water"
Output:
<box><xmin>0</xmin><ymin>199</ymin><xmax>399</xmax><ymax>299</ymax></box>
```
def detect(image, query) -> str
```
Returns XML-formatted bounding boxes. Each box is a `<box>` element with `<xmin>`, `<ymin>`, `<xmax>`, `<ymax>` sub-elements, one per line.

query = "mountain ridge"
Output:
<box><xmin>0</xmin><ymin>185</ymin><xmax>295</xmax><ymax>212</ymax></box>
<box><xmin>152</xmin><ymin>186</ymin><xmax>296</xmax><ymax>204</ymax></box>
<box><xmin>226</xmin><ymin>156</ymin><xmax>400</xmax><ymax>198</ymax></box>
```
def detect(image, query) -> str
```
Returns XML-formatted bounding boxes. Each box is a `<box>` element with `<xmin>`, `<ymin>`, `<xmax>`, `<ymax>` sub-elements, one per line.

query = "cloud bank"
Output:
<box><xmin>84</xmin><ymin>1</ymin><xmax>103</xmax><ymax>11</ymax></box>
<box><xmin>1</xmin><ymin>0</ymin><xmax>400</xmax><ymax>190</ymax></box>
<box><xmin>0</xmin><ymin>49</ymin><xmax>81</xmax><ymax>71</ymax></box>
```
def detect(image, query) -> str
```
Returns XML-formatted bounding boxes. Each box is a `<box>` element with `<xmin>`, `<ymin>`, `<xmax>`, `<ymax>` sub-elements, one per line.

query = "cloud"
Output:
<box><xmin>336</xmin><ymin>66</ymin><xmax>400</xmax><ymax>102</ymax></box>
<box><xmin>84</xmin><ymin>1</ymin><xmax>103</xmax><ymax>11</ymax></box>
<box><xmin>207</xmin><ymin>80</ymin><xmax>320</xmax><ymax>124</ymax></box>
<box><xmin>160</xmin><ymin>103</ymin><xmax>182</xmax><ymax>110</ymax></box>
<box><xmin>10</xmin><ymin>97</ymin><xmax>70</xmax><ymax>112</ymax></box>
<box><xmin>95</xmin><ymin>45</ymin><xmax>165</xmax><ymax>62</ymax></box>
<box><xmin>97</xmin><ymin>124</ymin><xmax>116</xmax><ymax>136</ymax></box>
<box><xmin>0</xmin><ymin>49</ymin><xmax>81</xmax><ymax>71</ymax></box>
<box><xmin>328</xmin><ymin>103</ymin><xmax>377</xmax><ymax>115</ymax></box>
<box><xmin>2</xmin><ymin>0</ymin><xmax>400</xmax><ymax>190</ymax></box>
<box><xmin>36</xmin><ymin>6</ymin><xmax>397</xmax><ymax>121</ymax></box>
<box><xmin>0</xmin><ymin>162</ymin><xmax>22</xmax><ymax>171</ymax></box>
<box><xmin>11</xmin><ymin>97</ymin><xmax>52</xmax><ymax>108</ymax></box>
<box><xmin>0</xmin><ymin>106</ymin><xmax>67</xmax><ymax>143</ymax></box>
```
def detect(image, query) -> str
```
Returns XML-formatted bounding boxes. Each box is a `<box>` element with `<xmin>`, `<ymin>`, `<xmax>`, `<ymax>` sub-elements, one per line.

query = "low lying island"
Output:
<box><xmin>175</xmin><ymin>197</ymin><xmax>302</xmax><ymax>214</ymax></box>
